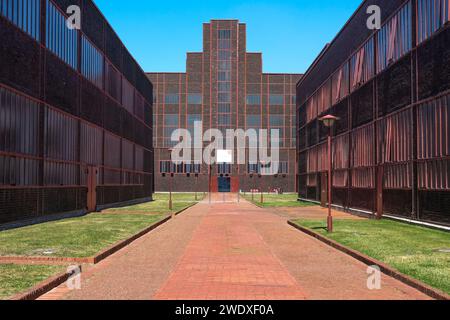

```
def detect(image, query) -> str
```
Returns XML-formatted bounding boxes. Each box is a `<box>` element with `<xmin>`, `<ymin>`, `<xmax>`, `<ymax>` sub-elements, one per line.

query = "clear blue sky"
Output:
<box><xmin>95</xmin><ymin>0</ymin><xmax>362</xmax><ymax>74</ymax></box>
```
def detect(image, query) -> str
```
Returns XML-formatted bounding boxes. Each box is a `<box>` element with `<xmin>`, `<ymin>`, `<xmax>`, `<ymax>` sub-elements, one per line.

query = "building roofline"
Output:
<box><xmin>296</xmin><ymin>0</ymin><xmax>368</xmax><ymax>88</ymax></box>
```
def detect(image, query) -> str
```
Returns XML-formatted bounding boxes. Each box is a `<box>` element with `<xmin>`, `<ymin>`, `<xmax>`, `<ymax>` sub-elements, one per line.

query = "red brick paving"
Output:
<box><xmin>39</xmin><ymin>194</ymin><xmax>430</xmax><ymax>300</ymax></box>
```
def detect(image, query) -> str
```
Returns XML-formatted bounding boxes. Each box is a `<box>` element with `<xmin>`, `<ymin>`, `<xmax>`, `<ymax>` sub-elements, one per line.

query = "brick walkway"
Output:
<box><xmin>39</xmin><ymin>194</ymin><xmax>429</xmax><ymax>300</ymax></box>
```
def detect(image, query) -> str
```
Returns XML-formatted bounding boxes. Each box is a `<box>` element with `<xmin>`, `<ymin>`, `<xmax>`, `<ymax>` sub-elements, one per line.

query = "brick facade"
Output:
<box><xmin>148</xmin><ymin>20</ymin><xmax>301</xmax><ymax>193</ymax></box>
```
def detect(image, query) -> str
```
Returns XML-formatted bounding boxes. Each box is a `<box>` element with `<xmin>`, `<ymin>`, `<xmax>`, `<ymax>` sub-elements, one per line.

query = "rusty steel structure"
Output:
<box><xmin>0</xmin><ymin>0</ymin><xmax>154</xmax><ymax>226</ymax></box>
<box><xmin>297</xmin><ymin>0</ymin><xmax>450</xmax><ymax>226</ymax></box>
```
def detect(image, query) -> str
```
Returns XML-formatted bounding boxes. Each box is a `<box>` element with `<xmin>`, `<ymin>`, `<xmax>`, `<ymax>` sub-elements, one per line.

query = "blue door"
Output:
<box><xmin>218</xmin><ymin>177</ymin><xmax>231</xmax><ymax>193</ymax></box>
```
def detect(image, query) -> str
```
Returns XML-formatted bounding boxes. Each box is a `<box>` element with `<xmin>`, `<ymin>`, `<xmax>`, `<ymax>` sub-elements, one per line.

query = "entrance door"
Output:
<box><xmin>218</xmin><ymin>177</ymin><xmax>231</xmax><ymax>193</ymax></box>
<box><xmin>320</xmin><ymin>172</ymin><xmax>328</xmax><ymax>207</ymax></box>
<box><xmin>87</xmin><ymin>166</ymin><xmax>98</xmax><ymax>212</ymax></box>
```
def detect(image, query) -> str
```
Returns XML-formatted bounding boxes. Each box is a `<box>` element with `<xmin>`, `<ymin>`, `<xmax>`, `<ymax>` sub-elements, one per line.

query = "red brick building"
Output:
<box><xmin>148</xmin><ymin>20</ymin><xmax>301</xmax><ymax>193</ymax></box>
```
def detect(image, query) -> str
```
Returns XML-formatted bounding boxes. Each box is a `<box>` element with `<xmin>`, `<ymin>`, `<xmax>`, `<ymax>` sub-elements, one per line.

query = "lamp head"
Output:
<box><xmin>319</xmin><ymin>115</ymin><xmax>339</xmax><ymax>128</ymax></box>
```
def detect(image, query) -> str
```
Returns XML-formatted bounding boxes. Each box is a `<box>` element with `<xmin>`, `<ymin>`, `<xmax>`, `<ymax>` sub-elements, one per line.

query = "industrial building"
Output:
<box><xmin>148</xmin><ymin>20</ymin><xmax>301</xmax><ymax>193</ymax></box>
<box><xmin>0</xmin><ymin>0</ymin><xmax>154</xmax><ymax>226</ymax></box>
<box><xmin>297</xmin><ymin>0</ymin><xmax>450</xmax><ymax>225</ymax></box>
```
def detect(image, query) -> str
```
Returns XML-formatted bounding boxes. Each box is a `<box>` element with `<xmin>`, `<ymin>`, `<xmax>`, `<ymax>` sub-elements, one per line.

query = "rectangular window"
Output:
<box><xmin>134</xmin><ymin>92</ymin><xmax>144</xmax><ymax>120</ymax></box>
<box><xmin>246</xmin><ymin>115</ymin><xmax>261</xmax><ymax>128</ymax></box>
<box><xmin>377</xmin><ymin>1</ymin><xmax>412</xmax><ymax>73</ymax></box>
<box><xmin>417</xmin><ymin>0</ymin><xmax>450</xmax><ymax>44</ymax></box>
<box><xmin>247</xmin><ymin>163</ymin><xmax>260</xmax><ymax>174</ymax></box>
<box><xmin>188</xmin><ymin>93</ymin><xmax>202</xmax><ymax>105</ymax></box>
<box><xmin>218</xmin><ymin>82</ymin><xmax>231</xmax><ymax>92</ymax></box>
<box><xmin>218</xmin><ymin>114</ymin><xmax>231</xmax><ymax>126</ymax></box>
<box><xmin>106</xmin><ymin>61</ymin><xmax>121</xmax><ymax>102</ymax></box>
<box><xmin>218</xmin><ymin>72</ymin><xmax>231</xmax><ymax>81</ymax></box>
<box><xmin>218</xmin><ymin>29</ymin><xmax>231</xmax><ymax>39</ymax></box>
<box><xmin>217</xmin><ymin>163</ymin><xmax>232</xmax><ymax>174</ymax></box>
<box><xmin>218</xmin><ymin>39</ymin><xmax>231</xmax><ymax>49</ymax></box>
<box><xmin>218</xmin><ymin>104</ymin><xmax>231</xmax><ymax>113</ymax></box>
<box><xmin>269</xmin><ymin>94</ymin><xmax>284</xmax><ymax>106</ymax></box>
<box><xmin>246</xmin><ymin>94</ymin><xmax>261</xmax><ymax>105</ymax></box>
<box><xmin>331</xmin><ymin>62</ymin><xmax>350</xmax><ymax>103</ymax></box>
<box><xmin>218</xmin><ymin>50</ymin><xmax>231</xmax><ymax>60</ymax></box>
<box><xmin>82</xmin><ymin>35</ymin><xmax>104</xmax><ymax>89</ymax></box>
<box><xmin>0</xmin><ymin>0</ymin><xmax>40</xmax><ymax>40</ymax></box>
<box><xmin>269</xmin><ymin>115</ymin><xmax>284</xmax><ymax>127</ymax></box>
<box><xmin>165</xmin><ymin>93</ymin><xmax>179</xmax><ymax>104</ymax></box>
<box><xmin>122</xmin><ymin>79</ymin><xmax>134</xmax><ymax>113</ymax></box>
<box><xmin>350</xmin><ymin>37</ymin><xmax>374</xmax><ymax>91</ymax></box>
<box><xmin>218</xmin><ymin>61</ymin><xmax>232</xmax><ymax>70</ymax></box>
<box><xmin>218</xmin><ymin>93</ymin><xmax>231</xmax><ymax>103</ymax></box>
<box><xmin>46</xmin><ymin>0</ymin><xmax>78</xmax><ymax>69</ymax></box>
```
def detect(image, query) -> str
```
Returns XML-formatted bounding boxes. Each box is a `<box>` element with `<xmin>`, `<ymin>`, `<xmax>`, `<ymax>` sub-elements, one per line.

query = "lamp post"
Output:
<box><xmin>168</xmin><ymin>148</ymin><xmax>174</xmax><ymax>211</ymax></box>
<box><xmin>319</xmin><ymin>115</ymin><xmax>339</xmax><ymax>233</ymax></box>
<box><xmin>195</xmin><ymin>172</ymin><xmax>199</xmax><ymax>201</ymax></box>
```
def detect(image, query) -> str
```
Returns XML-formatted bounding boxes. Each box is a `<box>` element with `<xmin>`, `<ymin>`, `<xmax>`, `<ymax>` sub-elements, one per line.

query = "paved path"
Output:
<box><xmin>40</xmin><ymin>194</ymin><xmax>429</xmax><ymax>300</ymax></box>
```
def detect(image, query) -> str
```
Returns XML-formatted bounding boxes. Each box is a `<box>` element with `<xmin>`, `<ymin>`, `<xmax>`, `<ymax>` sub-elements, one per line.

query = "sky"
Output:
<box><xmin>94</xmin><ymin>0</ymin><xmax>362</xmax><ymax>74</ymax></box>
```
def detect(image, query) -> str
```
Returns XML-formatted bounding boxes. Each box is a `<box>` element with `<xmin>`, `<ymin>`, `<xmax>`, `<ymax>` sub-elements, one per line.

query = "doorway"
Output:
<box><xmin>218</xmin><ymin>176</ymin><xmax>231</xmax><ymax>193</ymax></box>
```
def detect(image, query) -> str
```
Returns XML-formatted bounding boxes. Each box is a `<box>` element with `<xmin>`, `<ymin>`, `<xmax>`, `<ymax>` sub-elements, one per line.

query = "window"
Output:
<box><xmin>106</xmin><ymin>61</ymin><xmax>121</xmax><ymax>102</ymax></box>
<box><xmin>122</xmin><ymin>79</ymin><xmax>134</xmax><ymax>113</ymax></box>
<box><xmin>218</xmin><ymin>72</ymin><xmax>231</xmax><ymax>81</ymax></box>
<box><xmin>218</xmin><ymin>83</ymin><xmax>231</xmax><ymax>92</ymax></box>
<box><xmin>247</xmin><ymin>163</ymin><xmax>260</xmax><ymax>174</ymax></box>
<box><xmin>46</xmin><ymin>0</ymin><xmax>78</xmax><ymax>69</ymax></box>
<box><xmin>331</xmin><ymin>63</ymin><xmax>349</xmax><ymax>103</ymax></box>
<box><xmin>377</xmin><ymin>1</ymin><xmax>412</xmax><ymax>73</ymax></box>
<box><xmin>187</xmin><ymin>114</ymin><xmax>202</xmax><ymax>136</ymax></box>
<box><xmin>417</xmin><ymin>0</ymin><xmax>450</xmax><ymax>44</ymax></box>
<box><xmin>218</xmin><ymin>61</ymin><xmax>232</xmax><ymax>70</ymax></box>
<box><xmin>218</xmin><ymin>104</ymin><xmax>231</xmax><ymax>113</ymax></box>
<box><xmin>269</xmin><ymin>94</ymin><xmax>284</xmax><ymax>106</ymax></box>
<box><xmin>218</xmin><ymin>93</ymin><xmax>231</xmax><ymax>103</ymax></box>
<box><xmin>218</xmin><ymin>114</ymin><xmax>231</xmax><ymax>126</ymax></box>
<box><xmin>164</xmin><ymin>114</ymin><xmax>179</xmax><ymax>147</ymax></box>
<box><xmin>218</xmin><ymin>50</ymin><xmax>231</xmax><ymax>60</ymax></box>
<box><xmin>134</xmin><ymin>92</ymin><xmax>144</xmax><ymax>120</ymax></box>
<box><xmin>82</xmin><ymin>35</ymin><xmax>104</xmax><ymax>89</ymax></box>
<box><xmin>217</xmin><ymin>163</ymin><xmax>231</xmax><ymax>174</ymax></box>
<box><xmin>0</xmin><ymin>0</ymin><xmax>40</xmax><ymax>40</ymax></box>
<box><xmin>350</xmin><ymin>37</ymin><xmax>374</xmax><ymax>91</ymax></box>
<box><xmin>188</xmin><ymin>93</ymin><xmax>202</xmax><ymax>105</ymax></box>
<box><xmin>246</xmin><ymin>115</ymin><xmax>261</xmax><ymax>128</ymax></box>
<box><xmin>246</xmin><ymin>95</ymin><xmax>261</xmax><ymax>105</ymax></box>
<box><xmin>218</xmin><ymin>39</ymin><xmax>231</xmax><ymax>49</ymax></box>
<box><xmin>218</xmin><ymin>29</ymin><xmax>231</xmax><ymax>39</ymax></box>
<box><xmin>160</xmin><ymin>161</ymin><xmax>175</xmax><ymax>173</ymax></box>
<box><xmin>165</xmin><ymin>93</ymin><xmax>179</xmax><ymax>104</ymax></box>
<box><xmin>269</xmin><ymin>115</ymin><xmax>284</xmax><ymax>127</ymax></box>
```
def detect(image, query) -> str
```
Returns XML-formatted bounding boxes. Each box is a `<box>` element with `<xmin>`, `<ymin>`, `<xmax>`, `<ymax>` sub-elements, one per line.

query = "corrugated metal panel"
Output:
<box><xmin>377</xmin><ymin>1</ymin><xmax>412</xmax><ymax>73</ymax></box>
<box><xmin>80</xmin><ymin>123</ymin><xmax>103</xmax><ymax>165</ymax></box>
<box><xmin>352</xmin><ymin>124</ymin><xmax>375</xmax><ymax>168</ymax></box>
<box><xmin>0</xmin><ymin>87</ymin><xmax>39</xmax><ymax>156</ymax></box>
<box><xmin>378</xmin><ymin>109</ymin><xmax>413</xmax><ymax>163</ymax></box>
<box><xmin>104</xmin><ymin>132</ymin><xmax>121</xmax><ymax>168</ymax></box>
<box><xmin>417</xmin><ymin>0</ymin><xmax>450</xmax><ymax>44</ymax></box>
<box><xmin>350</xmin><ymin>37</ymin><xmax>375</xmax><ymax>91</ymax></box>
<box><xmin>44</xmin><ymin>107</ymin><xmax>78</xmax><ymax>161</ymax></box>
<box><xmin>418</xmin><ymin>159</ymin><xmax>449</xmax><ymax>190</ymax></box>
<box><xmin>417</xmin><ymin>93</ymin><xmax>450</xmax><ymax>159</ymax></box>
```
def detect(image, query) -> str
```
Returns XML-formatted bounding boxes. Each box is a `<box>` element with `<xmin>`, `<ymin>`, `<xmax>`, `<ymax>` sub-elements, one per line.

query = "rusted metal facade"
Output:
<box><xmin>297</xmin><ymin>0</ymin><xmax>450</xmax><ymax>226</ymax></box>
<box><xmin>0</xmin><ymin>0</ymin><xmax>154</xmax><ymax>226</ymax></box>
<box><xmin>148</xmin><ymin>20</ymin><xmax>301</xmax><ymax>193</ymax></box>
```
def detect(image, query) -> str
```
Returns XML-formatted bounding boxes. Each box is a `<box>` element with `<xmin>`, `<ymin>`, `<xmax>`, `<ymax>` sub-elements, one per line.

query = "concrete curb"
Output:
<box><xmin>287</xmin><ymin>220</ymin><xmax>450</xmax><ymax>301</ymax></box>
<box><xmin>9</xmin><ymin>265</ymin><xmax>82</xmax><ymax>301</ymax></box>
<box><xmin>0</xmin><ymin>202</ymin><xmax>199</xmax><ymax>266</ymax></box>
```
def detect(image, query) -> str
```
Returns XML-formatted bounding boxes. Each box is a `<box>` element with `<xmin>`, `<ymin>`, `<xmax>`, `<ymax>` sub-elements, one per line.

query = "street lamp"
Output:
<box><xmin>168</xmin><ymin>148</ymin><xmax>174</xmax><ymax>211</ymax></box>
<box><xmin>319</xmin><ymin>115</ymin><xmax>339</xmax><ymax>233</ymax></box>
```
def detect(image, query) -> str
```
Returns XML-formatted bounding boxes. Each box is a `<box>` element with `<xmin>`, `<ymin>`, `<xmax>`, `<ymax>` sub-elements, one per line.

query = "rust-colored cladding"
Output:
<box><xmin>297</xmin><ymin>0</ymin><xmax>450</xmax><ymax>226</ymax></box>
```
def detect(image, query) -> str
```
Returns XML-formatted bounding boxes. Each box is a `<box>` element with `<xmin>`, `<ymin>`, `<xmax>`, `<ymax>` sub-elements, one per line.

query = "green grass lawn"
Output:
<box><xmin>0</xmin><ymin>264</ymin><xmax>64</xmax><ymax>300</ymax></box>
<box><xmin>293</xmin><ymin>218</ymin><xmax>450</xmax><ymax>294</ymax></box>
<box><xmin>241</xmin><ymin>193</ymin><xmax>313</xmax><ymax>208</ymax></box>
<box><xmin>105</xmin><ymin>193</ymin><xmax>202</xmax><ymax>214</ymax></box>
<box><xmin>0</xmin><ymin>193</ymin><xmax>200</xmax><ymax>258</ymax></box>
